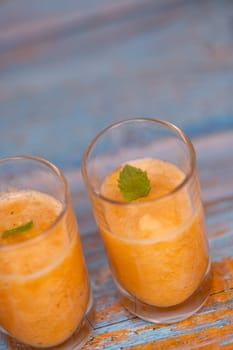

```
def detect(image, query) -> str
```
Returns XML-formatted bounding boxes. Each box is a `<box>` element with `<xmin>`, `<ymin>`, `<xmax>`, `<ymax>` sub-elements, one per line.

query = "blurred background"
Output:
<box><xmin>0</xmin><ymin>0</ymin><xmax>233</xmax><ymax>170</ymax></box>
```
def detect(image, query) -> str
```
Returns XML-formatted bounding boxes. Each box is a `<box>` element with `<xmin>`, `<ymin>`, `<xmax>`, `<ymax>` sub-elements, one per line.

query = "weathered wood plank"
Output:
<box><xmin>0</xmin><ymin>1</ymin><xmax>233</xmax><ymax>168</ymax></box>
<box><xmin>0</xmin><ymin>0</ymin><xmax>174</xmax><ymax>51</ymax></box>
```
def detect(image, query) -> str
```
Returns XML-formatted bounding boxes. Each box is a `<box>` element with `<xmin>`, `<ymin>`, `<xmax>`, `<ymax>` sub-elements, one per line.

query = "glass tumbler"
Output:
<box><xmin>0</xmin><ymin>156</ymin><xmax>93</xmax><ymax>349</ymax></box>
<box><xmin>82</xmin><ymin>118</ymin><xmax>211</xmax><ymax>324</ymax></box>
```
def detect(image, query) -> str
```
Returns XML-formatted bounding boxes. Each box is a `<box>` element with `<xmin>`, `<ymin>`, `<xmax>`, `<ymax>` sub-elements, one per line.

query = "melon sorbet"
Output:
<box><xmin>94</xmin><ymin>158</ymin><xmax>209</xmax><ymax>307</ymax></box>
<box><xmin>0</xmin><ymin>190</ymin><xmax>89</xmax><ymax>347</ymax></box>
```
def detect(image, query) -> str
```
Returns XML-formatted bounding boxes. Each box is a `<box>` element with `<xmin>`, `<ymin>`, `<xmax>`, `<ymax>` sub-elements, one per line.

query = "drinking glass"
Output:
<box><xmin>0</xmin><ymin>155</ymin><xmax>93</xmax><ymax>349</ymax></box>
<box><xmin>82</xmin><ymin>118</ymin><xmax>211</xmax><ymax>323</ymax></box>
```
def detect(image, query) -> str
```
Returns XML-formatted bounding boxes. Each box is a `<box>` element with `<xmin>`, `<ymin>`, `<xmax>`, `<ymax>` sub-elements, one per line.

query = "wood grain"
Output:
<box><xmin>0</xmin><ymin>0</ymin><xmax>233</xmax><ymax>168</ymax></box>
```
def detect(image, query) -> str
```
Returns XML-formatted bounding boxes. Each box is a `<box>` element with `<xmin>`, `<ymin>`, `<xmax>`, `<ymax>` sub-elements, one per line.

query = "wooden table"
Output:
<box><xmin>0</xmin><ymin>0</ymin><xmax>233</xmax><ymax>349</ymax></box>
<box><xmin>2</xmin><ymin>131</ymin><xmax>233</xmax><ymax>350</ymax></box>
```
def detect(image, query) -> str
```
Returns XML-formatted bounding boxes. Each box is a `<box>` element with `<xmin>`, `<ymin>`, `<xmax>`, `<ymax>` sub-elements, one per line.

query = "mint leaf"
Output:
<box><xmin>118</xmin><ymin>164</ymin><xmax>151</xmax><ymax>201</ymax></box>
<box><xmin>2</xmin><ymin>220</ymin><xmax>33</xmax><ymax>238</ymax></box>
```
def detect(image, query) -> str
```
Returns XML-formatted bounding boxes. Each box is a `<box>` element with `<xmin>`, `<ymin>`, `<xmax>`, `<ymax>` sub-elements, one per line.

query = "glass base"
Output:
<box><xmin>116</xmin><ymin>264</ymin><xmax>212</xmax><ymax>324</ymax></box>
<box><xmin>1</xmin><ymin>293</ymin><xmax>94</xmax><ymax>350</ymax></box>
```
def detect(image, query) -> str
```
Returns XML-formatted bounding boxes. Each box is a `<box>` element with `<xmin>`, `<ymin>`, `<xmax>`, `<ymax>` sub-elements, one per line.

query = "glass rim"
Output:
<box><xmin>82</xmin><ymin>117</ymin><xmax>196</xmax><ymax>206</ymax></box>
<box><xmin>0</xmin><ymin>155</ymin><xmax>69</xmax><ymax>249</ymax></box>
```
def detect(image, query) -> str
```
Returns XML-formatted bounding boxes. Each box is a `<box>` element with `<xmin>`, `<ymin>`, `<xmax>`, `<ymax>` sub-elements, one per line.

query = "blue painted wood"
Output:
<box><xmin>0</xmin><ymin>0</ymin><xmax>233</xmax><ymax>169</ymax></box>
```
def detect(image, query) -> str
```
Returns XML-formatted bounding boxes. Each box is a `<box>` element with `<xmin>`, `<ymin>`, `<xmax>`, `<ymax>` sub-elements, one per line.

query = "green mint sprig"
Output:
<box><xmin>2</xmin><ymin>220</ymin><xmax>33</xmax><ymax>238</ymax></box>
<box><xmin>118</xmin><ymin>164</ymin><xmax>151</xmax><ymax>201</ymax></box>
